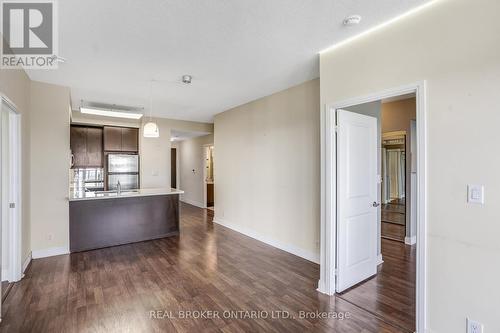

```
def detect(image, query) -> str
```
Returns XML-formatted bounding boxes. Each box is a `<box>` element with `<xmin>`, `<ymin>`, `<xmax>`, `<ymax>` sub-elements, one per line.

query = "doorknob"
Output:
<box><xmin>372</xmin><ymin>202</ymin><xmax>380</xmax><ymax>207</ymax></box>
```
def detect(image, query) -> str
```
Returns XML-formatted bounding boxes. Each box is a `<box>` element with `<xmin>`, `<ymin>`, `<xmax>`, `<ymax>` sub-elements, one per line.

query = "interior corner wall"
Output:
<box><xmin>178</xmin><ymin>134</ymin><xmax>214</xmax><ymax>208</ymax></box>
<box><xmin>214</xmin><ymin>78</ymin><xmax>320</xmax><ymax>263</ymax></box>
<box><xmin>29</xmin><ymin>80</ymin><xmax>71</xmax><ymax>256</ymax></box>
<box><xmin>320</xmin><ymin>0</ymin><xmax>500</xmax><ymax>331</ymax></box>
<box><xmin>0</xmin><ymin>67</ymin><xmax>31</xmax><ymax>264</ymax></box>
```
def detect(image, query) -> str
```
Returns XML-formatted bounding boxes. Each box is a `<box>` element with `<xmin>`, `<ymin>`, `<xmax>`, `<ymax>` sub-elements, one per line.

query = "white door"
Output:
<box><xmin>336</xmin><ymin>109</ymin><xmax>378</xmax><ymax>292</ymax></box>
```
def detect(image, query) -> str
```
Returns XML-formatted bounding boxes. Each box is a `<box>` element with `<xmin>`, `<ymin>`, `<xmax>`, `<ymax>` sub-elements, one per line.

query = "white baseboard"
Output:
<box><xmin>32</xmin><ymin>246</ymin><xmax>69</xmax><ymax>259</ymax></box>
<box><xmin>376</xmin><ymin>253</ymin><xmax>384</xmax><ymax>265</ymax></box>
<box><xmin>317</xmin><ymin>279</ymin><xmax>334</xmax><ymax>295</ymax></box>
<box><xmin>405</xmin><ymin>236</ymin><xmax>417</xmax><ymax>245</ymax></box>
<box><xmin>181</xmin><ymin>197</ymin><xmax>205</xmax><ymax>209</ymax></box>
<box><xmin>213</xmin><ymin>217</ymin><xmax>320</xmax><ymax>264</ymax></box>
<box><xmin>22</xmin><ymin>252</ymin><xmax>32</xmax><ymax>273</ymax></box>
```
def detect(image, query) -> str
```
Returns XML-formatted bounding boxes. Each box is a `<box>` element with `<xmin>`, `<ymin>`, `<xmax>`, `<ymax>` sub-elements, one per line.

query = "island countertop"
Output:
<box><xmin>69</xmin><ymin>188</ymin><xmax>184</xmax><ymax>201</ymax></box>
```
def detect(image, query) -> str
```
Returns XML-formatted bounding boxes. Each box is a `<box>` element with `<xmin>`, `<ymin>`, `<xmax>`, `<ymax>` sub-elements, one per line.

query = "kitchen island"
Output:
<box><xmin>69</xmin><ymin>188</ymin><xmax>183</xmax><ymax>252</ymax></box>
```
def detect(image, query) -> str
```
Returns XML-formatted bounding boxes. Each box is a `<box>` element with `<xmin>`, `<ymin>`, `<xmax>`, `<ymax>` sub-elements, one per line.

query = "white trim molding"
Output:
<box><xmin>405</xmin><ymin>236</ymin><xmax>417</xmax><ymax>245</ymax></box>
<box><xmin>181</xmin><ymin>197</ymin><xmax>205</xmax><ymax>209</ymax></box>
<box><xmin>213</xmin><ymin>217</ymin><xmax>320</xmax><ymax>264</ymax></box>
<box><xmin>376</xmin><ymin>254</ymin><xmax>384</xmax><ymax>266</ymax></box>
<box><xmin>32</xmin><ymin>246</ymin><xmax>69</xmax><ymax>259</ymax></box>
<box><xmin>0</xmin><ymin>96</ymin><xmax>23</xmax><ymax>283</ymax></box>
<box><xmin>319</xmin><ymin>81</ymin><xmax>428</xmax><ymax>332</ymax></box>
<box><xmin>22</xmin><ymin>252</ymin><xmax>32</xmax><ymax>274</ymax></box>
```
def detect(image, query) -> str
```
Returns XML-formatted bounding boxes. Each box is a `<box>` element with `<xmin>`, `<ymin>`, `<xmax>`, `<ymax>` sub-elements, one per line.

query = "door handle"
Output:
<box><xmin>372</xmin><ymin>202</ymin><xmax>380</xmax><ymax>207</ymax></box>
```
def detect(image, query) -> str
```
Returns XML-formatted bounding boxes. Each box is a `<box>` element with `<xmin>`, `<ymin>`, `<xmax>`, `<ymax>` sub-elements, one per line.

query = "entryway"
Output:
<box><xmin>319</xmin><ymin>83</ymin><xmax>427</xmax><ymax>332</ymax></box>
<box><xmin>0</xmin><ymin>95</ymin><xmax>23</xmax><ymax>317</ymax></box>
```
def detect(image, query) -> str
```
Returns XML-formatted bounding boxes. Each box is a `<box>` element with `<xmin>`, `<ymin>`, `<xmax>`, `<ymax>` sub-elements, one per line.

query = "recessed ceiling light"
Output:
<box><xmin>343</xmin><ymin>15</ymin><xmax>362</xmax><ymax>26</ymax></box>
<box><xmin>80</xmin><ymin>107</ymin><xmax>143</xmax><ymax>119</ymax></box>
<box><xmin>182</xmin><ymin>75</ymin><xmax>192</xmax><ymax>84</ymax></box>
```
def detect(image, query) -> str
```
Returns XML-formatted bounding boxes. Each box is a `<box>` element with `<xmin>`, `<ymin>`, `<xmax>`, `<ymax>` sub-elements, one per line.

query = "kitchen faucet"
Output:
<box><xmin>117</xmin><ymin>180</ymin><xmax>121</xmax><ymax>195</ymax></box>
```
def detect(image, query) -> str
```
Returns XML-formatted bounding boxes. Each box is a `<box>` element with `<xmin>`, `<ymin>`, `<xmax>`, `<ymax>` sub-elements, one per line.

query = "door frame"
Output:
<box><xmin>0</xmin><ymin>94</ymin><xmax>23</xmax><ymax>284</ymax></box>
<box><xmin>318</xmin><ymin>81</ymin><xmax>427</xmax><ymax>332</ymax></box>
<box><xmin>202</xmin><ymin>143</ymin><xmax>214</xmax><ymax>208</ymax></box>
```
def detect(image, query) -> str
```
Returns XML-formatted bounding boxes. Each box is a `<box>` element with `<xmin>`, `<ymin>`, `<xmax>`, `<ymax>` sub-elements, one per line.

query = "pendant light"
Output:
<box><xmin>143</xmin><ymin>80</ymin><xmax>160</xmax><ymax>138</ymax></box>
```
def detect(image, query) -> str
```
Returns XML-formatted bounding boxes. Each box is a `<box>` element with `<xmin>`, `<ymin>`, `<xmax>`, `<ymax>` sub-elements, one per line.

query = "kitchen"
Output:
<box><xmin>67</xmin><ymin>107</ymin><xmax>210</xmax><ymax>253</ymax></box>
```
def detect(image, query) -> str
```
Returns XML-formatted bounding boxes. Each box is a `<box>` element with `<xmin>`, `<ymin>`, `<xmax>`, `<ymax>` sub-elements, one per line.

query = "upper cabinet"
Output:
<box><xmin>121</xmin><ymin>127</ymin><xmax>139</xmax><ymax>152</ymax></box>
<box><xmin>70</xmin><ymin>126</ymin><xmax>103</xmax><ymax>168</ymax></box>
<box><xmin>103</xmin><ymin>126</ymin><xmax>139</xmax><ymax>152</ymax></box>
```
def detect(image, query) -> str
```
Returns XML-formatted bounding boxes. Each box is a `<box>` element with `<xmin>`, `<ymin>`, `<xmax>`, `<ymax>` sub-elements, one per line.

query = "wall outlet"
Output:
<box><xmin>47</xmin><ymin>233</ymin><xmax>53</xmax><ymax>241</ymax></box>
<box><xmin>467</xmin><ymin>318</ymin><xmax>483</xmax><ymax>333</ymax></box>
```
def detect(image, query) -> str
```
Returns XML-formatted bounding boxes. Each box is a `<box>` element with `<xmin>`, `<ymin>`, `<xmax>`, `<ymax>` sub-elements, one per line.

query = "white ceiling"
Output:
<box><xmin>171</xmin><ymin>129</ymin><xmax>211</xmax><ymax>142</ymax></box>
<box><xmin>27</xmin><ymin>0</ymin><xmax>430</xmax><ymax>123</ymax></box>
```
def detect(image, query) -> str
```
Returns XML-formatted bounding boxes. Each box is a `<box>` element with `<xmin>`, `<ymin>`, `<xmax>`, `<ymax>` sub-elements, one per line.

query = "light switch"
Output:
<box><xmin>467</xmin><ymin>185</ymin><xmax>484</xmax><ymax>204</ymax></box>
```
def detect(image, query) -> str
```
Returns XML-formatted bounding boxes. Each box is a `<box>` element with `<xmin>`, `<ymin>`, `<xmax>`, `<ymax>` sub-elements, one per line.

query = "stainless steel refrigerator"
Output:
<box><xmin>107</xmin><ymin>154</ymin><xmax>139</xmax><ymax>190</ymax></box>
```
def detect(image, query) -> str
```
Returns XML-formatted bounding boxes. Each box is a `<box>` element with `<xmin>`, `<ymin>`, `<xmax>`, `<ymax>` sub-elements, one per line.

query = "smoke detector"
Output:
<box><xmin>343</xmin><ymin>15</ymin><xmax>362</xmax><ymax>26</ymax></box>
<box><xmin>50</xmin><ymin>55</ymin><xmax>66</xmax><ymax>63</ymax></box>
<box><xmin>182</xmin><ymin>75</ymin><xmax>192</xmax><ymax>84</ymax></box>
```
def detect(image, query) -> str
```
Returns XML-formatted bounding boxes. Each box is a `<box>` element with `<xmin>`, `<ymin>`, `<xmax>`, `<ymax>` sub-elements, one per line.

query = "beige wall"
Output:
<box><xmin>30</xmin><ymin>81</ymin><xmax>71</xmax><ymax>255</ymax></box>
<box><xmin>0</xmin><ymin>68</ymin><xmax>31</xmax><ymax>263</ymax></box>
<box><xmin>320</xmin><ymin>0</ymin><xmax>500</xmax><ymax>331</ymax></box>
<box><xmin>381</xmin><ymin>98</ymin><xmax>416</xmax><ymax>134</ymax></box>
<box><xmin>214</xmin><ymin>79</ymin><xmax>320</xmax><ymax>262</ymax></box>
<box><xmin>178</xmin><ymin>134</ymin><xmax>213</xmax><ymax>207</ymax></box>
<box><xmin>139</xmin><ymin>118</ymin><xmax>213</xmax><ymax>189</ymax></box>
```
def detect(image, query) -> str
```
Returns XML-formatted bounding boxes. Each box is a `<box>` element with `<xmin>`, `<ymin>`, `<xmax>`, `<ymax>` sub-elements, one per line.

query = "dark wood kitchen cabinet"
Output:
<box><xmin>103</xmin><ymin>126</ymin><xmax>122</xmax><ymax>151</ymax></box>
<box><xmin>104</xmin><ymin>126</ymin><xmax>139</xmax><ymax>152</ymax></box>
<box><xmin>86</xmin><ymin>127</ymin><xmax>104</xmax><ymax>166</ymax></box>
<box><xmin>70</xmin><ymin>126</ymin><xmax>103</xmax><ymax>168</ymax></box>
<box><xmin>121</xmin><ymin>127</ymin><xmax>139</xmax><ymax>152</ymax></box>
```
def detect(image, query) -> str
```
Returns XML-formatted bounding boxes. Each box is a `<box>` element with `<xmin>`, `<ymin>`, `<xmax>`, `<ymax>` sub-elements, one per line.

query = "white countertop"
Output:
<box><xmin>69</xmin><ymin>188</ymin><xmax>184</xmax><ymax>201</ymax></box>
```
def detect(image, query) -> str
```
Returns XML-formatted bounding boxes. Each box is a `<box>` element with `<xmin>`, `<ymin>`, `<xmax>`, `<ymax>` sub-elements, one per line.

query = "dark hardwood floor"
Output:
<box><xmin>337</xmin><ymin>239</ymin><xmax>416</xmax><ymax>332</ymax></box>
<box><xmin>1</xmin><ymin>203</ymin><xmax>411</xmax><ymax>332</ymax></box>
<box><xmin>381</xmin><ymin>199</ymin><xmax>406</xmax><ymax>242</ymax></box>
<box><xmin>1</xmin><ymin>281</ymin><xmax>13</xmax><ymax>303</ymax></box>
<box><xmin>381</xmin><ymin>222</ymin><xmax>406</xmax><ymax>242</ymax></box>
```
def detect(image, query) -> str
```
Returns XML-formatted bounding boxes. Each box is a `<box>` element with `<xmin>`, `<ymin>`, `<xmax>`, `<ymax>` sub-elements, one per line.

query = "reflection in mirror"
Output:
<box><xmin>381</xmin><ymin>132</ymin><xmax>406</xmax><ymax>232</ymax></box>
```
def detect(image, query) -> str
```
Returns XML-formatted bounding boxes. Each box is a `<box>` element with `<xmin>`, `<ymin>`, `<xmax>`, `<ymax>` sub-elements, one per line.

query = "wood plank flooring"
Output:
<box><xmin>338</xmin><ymin>239</ymin><xmax>416</xmax><ymax>332</ymax></box>
<box><xmin>1</xmin><ymin>203</ymin><xmax>411</xmax><ymax>332</ymax></box>
<box><xmin>381</xmin><ymin>199</ymin><xmax>406</xmax><ymax>242</ymax></box>
<box><xmin>381</xmin><ymin>222</ymin><xmax>406</xmax><ymax>243</ymax></box>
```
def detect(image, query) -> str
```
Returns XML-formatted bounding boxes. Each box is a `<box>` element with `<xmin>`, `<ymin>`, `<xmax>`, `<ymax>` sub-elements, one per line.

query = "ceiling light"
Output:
<box><xmin>144</xmin><ymin>122</ymin><xmax>160</xmax><ymax>138</ymax></box>
<box><xmin>182</xmin><ymin>75</ymin><xmax>192</xmax><ymax>84</ymax></box>
<box><xmin>343</xmin><ymin>15</ymin><xmax>362</xmax><ymax>26</ymax></box>
<box><xmin>143</xmin><ymin>80</ymin><xmax>160</xmax><ymax>138</ymax></box>
<box><xmin>80</xmin><ymin>107</ymin><xmax>143</xmax><ymax>119</ymax></box>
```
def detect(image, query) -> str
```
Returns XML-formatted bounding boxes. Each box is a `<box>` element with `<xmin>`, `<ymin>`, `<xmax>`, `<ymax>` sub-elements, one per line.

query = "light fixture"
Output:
<box><xmin>143</xmin><ymin>80</ymin><xmax>160</xmax><ymax>138</ymax></box>
<box><xmin>343</xmin><ymin>15</ymin><xmax>362</xmax><ymax>26</ymax></box>
<box><xmin>182</xmin><ymin>75</ymin><xmax>192</xmax><ymax>84</ymax></box>
<box><xmin>80</xmin><ymin>106</ymin><xmax>143</xmax><ymax>119</ymax></box>
<box><xmin>320</xmin><ymin>0</ymin><xmax>439</xmax><ymax>54</ymax></box>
